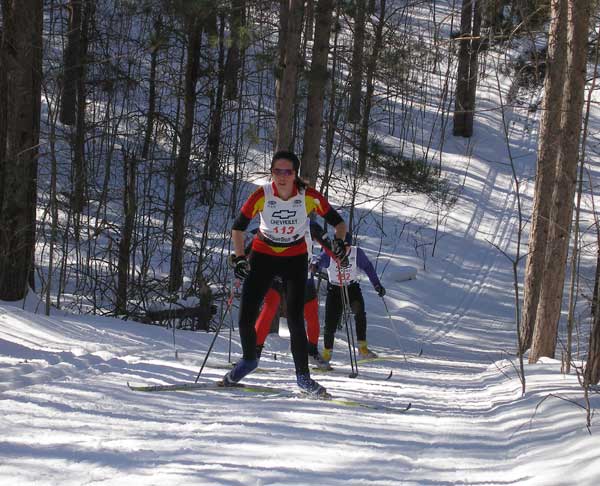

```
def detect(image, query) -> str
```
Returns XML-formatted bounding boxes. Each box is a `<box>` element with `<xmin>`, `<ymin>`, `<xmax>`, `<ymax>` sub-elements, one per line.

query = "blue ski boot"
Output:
<box><xmin>296</xmin><ymin>372</ymin><xmax>330</xmax><ymax>398</ymax></box>
<box><xmin>222</xmin><ymin>358</ymin><xmax>258</xmax><ymax>386</ymax></box>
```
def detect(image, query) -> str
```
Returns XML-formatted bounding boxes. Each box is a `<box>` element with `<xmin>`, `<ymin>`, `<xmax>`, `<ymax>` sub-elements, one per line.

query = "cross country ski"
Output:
<box><xmin>126</xmin><ymin>381</ymin><xmax>411</xmax><ymax>413</ymax></box>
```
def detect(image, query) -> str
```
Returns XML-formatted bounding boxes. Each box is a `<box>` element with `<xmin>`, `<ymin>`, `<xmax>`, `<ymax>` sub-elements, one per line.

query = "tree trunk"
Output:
<box><xmin>275</xmin><ymin>0</ymin><xmax>289</xmax><ymax>124</ymax></box>
<box><xmin>0</xmin><ymin>2</ymin><xmax>8</xmax><ymax>198</ymax></box>
<box><xmin>305</xmin><ymin>0</ymin><xmax>315</xmax><ymax>41</ymax></box>
<box><xmin>71</xmin><ymin>0</ymin><xmax>90</xmax><ymax>217</ymax></box>
<box><xmin>205</xmin><ymin>13</ymin><xmax>226</xmax><ymax>195</ymax></box>
<box><xmin>60</xmin><ymin>0</ymin><xmax>82</xmax><ymax>126</ymax></box>
<box><xmin>357</xmin><ymin>0</ymin><xmax>386</xmax><ymax>175</ymax></box>
<box><xmin>462</xmin><ymin>0</ymin><xmax>482</xmax><ymax>137</ymax></box>
<box><xmin>348</xmin><ymin>0</ymin><xmax>366</xmax><ymax>124</ymax></box>
<box><xmin>0</xmin><ymin>0</ymin><xmax>43</xmax><ymax>301</ymax></box>
<box><xmin>275</xmin><ymin>0</ymin><xmax>304</xmax><ymax>151</ymax></box>
<box><xmin>116</xmin><ymin>152</ymin><xmax>137</xmax><ymax>314</ymax></box>
<box><xmin>224</xmin><ymin>0</ymin><xmax>245</xmax><ymax>100</ymax></box>
<box><xmin>169</xmin><ymin>15</ymin><xmax>203</xmax><ymax>293</ymax></box>
<box><xmin>520</xmin><ymin>0</ymin><xmax>567</xmax><ymax>353</ymax></box>
<box><xmin>586</xmin><ymin>275</ymin><xmax>600</xmax><ymax>384</ymax></box>
<box><xmin>142</xmin><ymin>16</ymin><xmax>162</xmax><ymax>161</ymax></box>
<box><xmin>320</xmin><ymin>8</ymin><xmax>341</xmax><ymax>194</ymax></box>
<box><xmin>530</xmin><ymin>0</ymin><xmax>591</xmax><ymax>362</ymax></box>
<box><xmin>300</xmin><ymin>0</ymin><xmax>334</xmax><ymax>187</ymax></box>
<box><xmin>453</xmin><ymin>0</ymin><xmax>474</xmax><ymax>136</ymax></box>
<box><xmin>593</xmin><ymin>250</ymin><xmax>600</xmax><ymax>317</ymax></box>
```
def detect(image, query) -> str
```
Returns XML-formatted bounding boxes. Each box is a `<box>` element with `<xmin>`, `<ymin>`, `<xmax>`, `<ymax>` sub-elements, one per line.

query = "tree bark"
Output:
<box><xmin>71</xmin><ymin>0</ymin><xmax>90</xmax><ymax>217</ymax></box>
<box><xmin>0</xmin><ymin>1</ymin><xmax>8</xmax><ymax>196</ymax></box>
<box><xmin>453</xmin><ymin>0</ymin><xmax>474</xmax><ymax>137</ymax></box>
<box><xmin>300</xmin><ymin>0</ymin><xmax>334</xmax><ymax>187</ymax></box>
<box><xmin>205</xmin><ymin>13</ymin><xmax>226</xmax><ymax>193</ymax></box>
<box><xmin>224</xmin><ymin>0</ymin><xmax>245</xmax><ymax>100</ymax></box>
<box><xmin>142</xmin><ymin>16</ymin><xmax>162</xmax><ymax>161</ymax></box>
<box><xmin>348</xmin><ymin>0</ymin><xmax>366</xmax><ymax>124</ymax></box>
<box><xmin>116</xmin><ymin>152</ymin><xmax>136</xmax><ymax>314</ymax></box>
<box><xmin>60</xmin><ymin>0</ymin><xmax>82</xmax><ymax>126</ymax></box>
<box><xmin>275</xmin><ymin>0</ymin><xmax>289</xmax><ymax>125</ymax></box>
<box><xmin>0</xmin><ymin>0</ymin><xmax>43</xmax><ymax>300</ymax></box>
<box><xmin>462</xmin><ymin>0</ymin><xmax>482</xmax><ymax>137</ymax></box>
<box><xmin>586</xmin><ymin>279</ymin><xmax>600</xmax><ymax>384</ymax></box>
<box><xmin>305</xmin><ymin>0</ymin><xmax>314</xmax><ymax>42</ymax></box>
<box><xmin>275</xmin><ymin>0</ymin><xmax>304</xmax><ymax>151</ymax></box>
<box><xmin>169</xmin><ymin>15</ymin><xmax>203</xmax><ymax>293</ymax></box>
<box><xmin>530</xmin><ymin>0</ymin><xmax>591</xmax><ymax>362</ymax></box>
<box><xmin>520</xmin><ymin>0</ymin><xmax>567</xmax><ymax>353</ymax></box>
<box><xmin>357</xmin><ymin>0</ymin><xmax>386</xmax><ymax>175</ymax></box>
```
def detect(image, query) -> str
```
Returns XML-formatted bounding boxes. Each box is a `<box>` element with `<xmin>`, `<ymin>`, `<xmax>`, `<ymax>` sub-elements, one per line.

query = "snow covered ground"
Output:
<box><xmin>3</xmin><ymin>4</ymin><xmax>600</xmax><ymax>484</ymax></box>
<box><xmin>1</xmin><ymin>249</ymin><xmax>599</xmax><ymax>486</ymax></box>
<box><xmin>2</xmin><ymin>115</ymin><xmax>600</xmax><ymax>484</ymax></box>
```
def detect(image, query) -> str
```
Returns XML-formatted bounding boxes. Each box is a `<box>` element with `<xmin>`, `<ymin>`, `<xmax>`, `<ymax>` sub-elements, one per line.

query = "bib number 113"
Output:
<box><xmin>273</xmin><ymin>226</ymin><xmax>295</xmax><ymax>235</ymax></box>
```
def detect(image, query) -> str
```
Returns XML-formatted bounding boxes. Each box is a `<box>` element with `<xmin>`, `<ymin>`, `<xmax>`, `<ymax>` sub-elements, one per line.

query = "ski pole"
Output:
<box><xmin>228</xmin><ymin>311</ymin><xmax>233</xmax><ymax>364</ymax></box>
<box><xmin>195</xmin><ymin>280</ymin><xmax>237</xmax><ymax>382</ymax></box>
<box><xmin>337</xmin><ymin>260</ymin><xmax>359</xmax><ymax>378</ymax></box>
<box><xmin>381</xmin><ymin>295</ymin><xmax>423</xmax><ymax>360</ymax></box>
<box><xmin>228</xmin><ymin>278</ymin><xmax>240</xmax><ymax>363</ymax></box>
<box><xmin>380</xmin><ymin>295</ymin><xmax>407</xmax><ymax>362</ymax></box>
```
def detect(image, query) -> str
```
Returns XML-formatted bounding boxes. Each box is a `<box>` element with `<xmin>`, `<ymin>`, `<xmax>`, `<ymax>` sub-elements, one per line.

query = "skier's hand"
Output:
<box><xmin>375</xmin><ymin>284</ymin><xmax>386</xmax><ymax>297</ymax></box>
<box><xmin>332</xmin><ymin>238</ymin><xmax>345</xmax><ymax>259</ymax></box>
<box><xmin>332</xmin><ymin>238</ymin><xmax>349</xmax><ymax>267</ymax></box>
<box><xmin>231</xmin><ymin>255</ymin><xmax>250</xmax><ymax>280</ymax></box>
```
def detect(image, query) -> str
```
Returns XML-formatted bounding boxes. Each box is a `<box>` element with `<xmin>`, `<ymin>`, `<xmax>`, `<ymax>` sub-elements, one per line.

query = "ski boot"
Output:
<box><xmin>221</xmin><ymin>358</ymin><xmax>258</xmax><ymax>386</ymax></box>
<box><xmin>296</xmin><ymin>372</ymin><xmax>330</xmax><ymax>398</ymax></box>
<box><xmin>358</xmin><ymin>341</ymin><xmax>377</xmax><ymax>359</ymax></box>
<box><xmin>307</xmin><ymin>343</ymin><xmax>333</xmax><ymax>371</ymax></box>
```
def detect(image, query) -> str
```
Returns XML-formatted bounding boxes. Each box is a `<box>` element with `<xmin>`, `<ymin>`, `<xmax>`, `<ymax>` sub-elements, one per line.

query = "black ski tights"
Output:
<box><xmin>238</xmin><ymin>251</ymin><xmax>309</xmax><ymax>374</ymax></box>
<box><xmin>323</xmin><ymin>282</ymin><xmax>367</xmax><ymax>349</ymax></box>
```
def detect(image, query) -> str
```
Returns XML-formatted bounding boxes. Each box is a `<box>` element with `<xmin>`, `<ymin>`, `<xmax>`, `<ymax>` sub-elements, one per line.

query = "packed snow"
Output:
<box><xmin>3</xmin><ymin>3</ymin><xmax>600</xmax><ymax>485</ymax></box>
<box><xmin>2</xmin><ymin>120</ymin><xmax>600</xmax><ymax>484</ymax></box>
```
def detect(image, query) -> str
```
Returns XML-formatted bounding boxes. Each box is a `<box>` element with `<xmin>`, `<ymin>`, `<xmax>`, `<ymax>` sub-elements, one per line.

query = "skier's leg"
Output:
<box><xmin>349</xmin><ymin>283</ymin><xmax>367</xmax><ymax>341</ymax></box>
<box><xmin>304</xmin><ymin>277</ymin><xmax>320</xmax><ymax>348</ymax></box>
<box><xmin>254</xmin><ymin>286</ymin><xmax>281</xmax><ymax>347</ymax></box>
<box><xmin>284</xmin><ymin>254</ymin><xmax>309</xmax><ymax>374</ymax></box>
<box><xmin>349</xmin><ymin>284</ymin><xmax>375</xmax><ymax>358</ymax></box>
<box><xmin>225</xmin><ymin>252</ymin><xmax>274</xmax><ymax>383</ymax></box>
<box><xmin>283</xmin><ymin>254</ymin><xmax>328</xmax><ymax>396</ymax></box>
<box><xmin>323</xmin><ymin>284</ymin><xmax>342</xmax><ymax>360</ymax></box>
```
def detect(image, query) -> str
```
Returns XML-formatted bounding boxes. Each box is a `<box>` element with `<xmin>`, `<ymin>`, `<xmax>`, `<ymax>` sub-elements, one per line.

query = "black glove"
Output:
<box><xmin>231</xmin><ymin>255</ymin><xmax>250</xmax><ymax>280</ymax></box>
<box><xmin>332</xmin><ymin>238</ymin><xmax>346</xmax><ymax>260</ymax></box>
<box><xmin>375</xmin><ymin>284</ymin><xmax>386</xmax><ymax>297</ymax></box>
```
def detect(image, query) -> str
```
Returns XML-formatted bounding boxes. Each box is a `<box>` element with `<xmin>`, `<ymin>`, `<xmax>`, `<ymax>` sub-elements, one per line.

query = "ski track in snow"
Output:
<box><xmin>415</xmin><ymin>73</ymin><xmax>532</xmax><ymax>356</ymax></box>
<box><xmin>1</xmin><ymin>298</ymin><xmax>599</xmax><ymax>485</ymax></box>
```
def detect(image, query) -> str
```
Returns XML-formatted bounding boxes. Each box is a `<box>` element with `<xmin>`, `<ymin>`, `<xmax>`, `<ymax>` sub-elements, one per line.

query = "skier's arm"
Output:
<box><xmin>305</xmin><ymin>188</ymin><xmax>347</xmax><ymax>241</ymax></box>
<box><xmin>332</xmin><ymin>221</ymin><xmax>347</xmax><ymax>242</ymax></box>
<box><xmin>314</xmin><ymin>251</ymin><xmax>330</xmax><ymax>272</ymax></box>
<box><xmin>309</xmin><ymin>220</ymin><xmax>335</xmax><ymax>258</ymax></box>
<box><xmin>232</xmin><ymin>230</ymin><xmax>245</xmax><ymax>258</ymax></box>
<box><xmin>356</xmin><ymin>247</ymin><xmax>382</xmax><ymax>288</ymax></box>
<box><xmin>231</xmin><ymin>187</ymin><xmax>265</xmax><ymax>258</ymax></box>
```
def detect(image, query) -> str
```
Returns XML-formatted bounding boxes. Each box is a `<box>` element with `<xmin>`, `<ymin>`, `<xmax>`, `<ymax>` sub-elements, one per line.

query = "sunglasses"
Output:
<box><xmin>272</xmin><ymin>168</ymin><xmax>294</xmax><ymax>176</ymax></box>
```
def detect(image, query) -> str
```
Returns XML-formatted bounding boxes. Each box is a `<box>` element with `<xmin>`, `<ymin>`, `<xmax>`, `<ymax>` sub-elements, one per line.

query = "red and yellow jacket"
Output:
<box><xmin>233</xmin><ymin>182</ymin><xmax>342</xmax><ymax>257</ymax></box>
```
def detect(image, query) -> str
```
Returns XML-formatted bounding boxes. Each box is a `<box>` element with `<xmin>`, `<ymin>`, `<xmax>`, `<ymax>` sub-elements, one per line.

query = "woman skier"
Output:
<box><xmin>225</xmin><ymin>150</ymin><xmax>347</xmax><ymax>396</ymax></box>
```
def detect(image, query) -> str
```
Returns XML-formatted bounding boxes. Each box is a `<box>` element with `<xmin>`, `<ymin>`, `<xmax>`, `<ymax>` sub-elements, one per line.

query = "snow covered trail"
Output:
<box><xmin>2</xmin><ymin>47</ymin><xmax>599</xmax><ymax>484</ymax></box>
<box><xmin>1</xmin><ymin>300</ymin><xmax>599</xmax><ymax>485</ymax></box>
<box><xmin>368</xmin><ymin>70</ymin><xmax>539</xmax><ymax>366</ymax></box>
